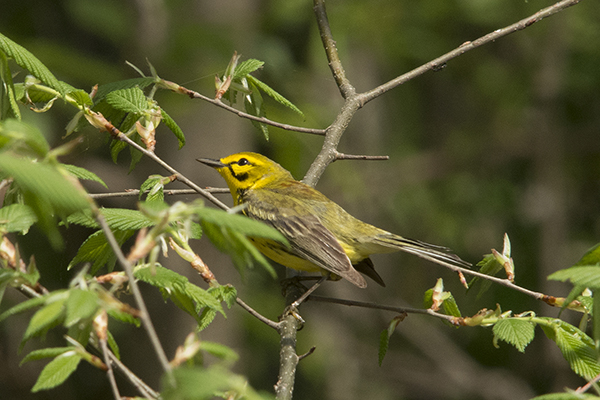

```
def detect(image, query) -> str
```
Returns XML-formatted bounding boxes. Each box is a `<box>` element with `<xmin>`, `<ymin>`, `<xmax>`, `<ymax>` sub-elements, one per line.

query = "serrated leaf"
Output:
<box><xmin>233</xmin><ymin>59</ymin><xmax>264</xmax><ymax>79</ymax></box>
<box><xmin>94</xmin><ymin>77</ymin><xmax>156</xmax><ymax>103</ymax></box>
<box><xmin>378</xmin><ymin>329</ymin><xmax>390</xmax><ymax>367</ymax></box>
<box><xmin>0</xmin><ymin>203</ymin><xmax>37</xmax><ymax>233</ymax></box>
<box><xmin>549</xmin><ymin>266</ymin><xmax>600</xmax><ymax>290</ymax></box>
<box><xmin>0</xmin><ymin>118</ymin><xmax>50</xmax><ymax>157</ymax></box>
<box><xmin>492</xmin><ymin>319</ymin><xmax>535</xmax><ymax>352</ymax></box>
<box><xmin>244</xmin><ymin>80</ymin><xmax>269</xmax><ymax>140</ymax></box>
<box><xmin>21</xmin><ymin>347</ymin><xmax>76</xmax><ymax>365</ymax></box>
<box><xmin>67</xmin><ymin>208</ymin><xmax>155</xmax><ymax>231</ymax></box>
<box><xmin>442</xmin><ymin>294</ymin><xmax>461</xmax><ymax>318</ymax></box>
<box><xmin>247</xmin><ymin>75</ymin><xmax>304</xmax><ymax>118</ymax></box>
<box><xmin>161</xmin><ymin>108</ymin><xmax>185</xmax><ymax>149</ymax></box>
<box><xmin>209</xmin><ymin>285</ymin><xmax>237</xmax><ymax>309</ymax></box>
<box><xmin>196</xmin><ymin>207</ymin><xmax>287</xmax><ymax>244</ymax></box>
<box><xmin>105</xmin><ymin>87</ymin><xmax>148</xmax><ymax>114</ymax></box>
<box><xmin>68</xmin><ymin>229</ymin><xmax>134</xmax><ymax>274</ymax></box>
<box><xmin>23</xmin><ymin>298</ymin><xmax>67</xmax><ymax>344</ymax></box>
<box><xmin>541</xmin><ymin>320</ymin><xmax>600</xmax><ymax>379</ymax></box>
<box><xmin>65</xmin><ymin>289</ymin><xmax>99</xmax><ymax>327</ymax></box>
<box><xmin>106</xmin><ymin>329</ymin><xmax>120</xmax><ymax>360</ymax></box>
<box><xmin>107</xmin><ymin>308</ymin><xmax>140</xmax><ymax>327</ymax></box>
<box><xmin>31</xmin><ymin>352</ymin><xmax>82</xmax><ymax>392</ymax></box>
<box><xmin>575</xmin><ymin>243</ymin><xmax>600</xmax><ymax>267</ymax></box>
<box><xmin>60</xmin><ymin>164</ymin><xmax>107</xmax><ymax>188</ymax></box>
<box><xmin>67</xmin><ymin>89</ymin><xmax>93</xmax><ymax>107</ymax></box>
<box><xmin>0</xmin><ymin>32</ymin><xmax>64</xmax><ymax>97</ymax></box>
<box><xmin>0</xmin><ymin>52</ymin><xmax>22</xmax><ymax>120</ymax></box>
<box><xmin>0</xmin><ymin>154</ymin><xmax>91</xmax><ymax>249</ymax></box>
<box><xmin>134</xmin><ymin>264</ymin><xmax>225</xmax><ymax>328</ymax></box>
<box><xmin>0</xmin><ymin>291</ymin><xmax>64</xmax><ymax>323</ymax></box>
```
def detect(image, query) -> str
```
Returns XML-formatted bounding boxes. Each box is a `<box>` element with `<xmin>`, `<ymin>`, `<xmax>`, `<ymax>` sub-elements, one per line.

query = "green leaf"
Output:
<box><xmin>94</xmin><ymin>77</ymin><xmax>156</xmax><ymax>103</ymax></box>
<box><xmin>378</xmin><ymin>315</ymin><xmax>404</xmax><ymax>366</ymax></box>
<box><xmin>469</xmin><ymin>253</ymin><xmax>503</xmax><ymax>297</ymax></box>
<box><xmin>0</xmin><ymin>51</ymin><xmax>22</xmax><ymax>120</ymax></box>
<box><xmin>68</xmin><ymin>208</ymin><xmax>155</xmax><ymax>231</ymax></box>
<box><xmin>541</xmin><ymin>319</ymin><xmax>600</xmax><ymax>379</ymax></box>
<box><xmin>105</xmin><ymin>87</ymin><xmax>148</xmax><ymax>114</ymax></box>
<box><xmin>68</xmin><ymin>229</ymin><xmax>134</xmax><ymax>274</ymax></box>
<box><xmin>134</xmin><ymin>264</ymin><xmax>225</xmax><ymax>327</ymax></box>
<box><xmin>244</xmin><ymin>79</ymin><xmax>269</xmax><ymax>140</ymax></box>
<box><xmin>107</xmin><ymin>308</ymin><xmax>140</xmax><ymax>327</ymax></box>
<box><xmin>23</xmin><ymin>297</ymin><xmax>67</xmax><ymax>345</ymax></box>
<box><xmin>574</xmin><ymin>243</ymin><xmax>600</xmax><ymax>267</ymax></box>
<box><xmin>65</xmin><ymin>289</ymin><xmax>99</xmax><ymax>327</ymax></box>
<box><xmin>0</xmin><ymin>291</ymin><xmax>63</xmax><ymax>323</ymax></box>
<box><xmin>21</xmin><ymin>347</ymin><xmax>76</xmax><ymax>365</ymax></box>
<box><xmin>0</xmin><ymin>203</ymin><xmax>37</xmax><ymax>233</ymax></box>
<box><xmin>66</xmin><ymin>89</ymin><xmax>93</xmax><ymax>107</ymax></box>
<box><xmin>0</xmin><ymin>118</ymin><xmax>50</xmax><ymax>157</ymax></box>
<box><xmin>442</xmin><ymin>294</ymin><xmax>461</xmax><ymax>318</ymax></box>
<box><xmin>60</xmin><ymin>164</ymin><xmax>108</xmax><ymax>188</ymax></box>
<box><xmin>247</xmin><ymin>75</ymin><xmax>304</xmax><ymax>118</ymax></box>
<box><xmin>196</xmin><ymin>207</ymin><xmax>287</xmax><ymax>244</ymax></box>
<box><xmin>492</xmin><ymin>319</ymin><xmax>535</xmax><ymax>352</ymax></box>
<box><xmin>106</xmin><ymin>329</ymin><xmax>120</xmax><ymax>360</ymax></box>
<box><xmin>0</xmin><ymin>154</ymin><xmax>91</xmax><ymax>249</ymax></box>
<box><xmin>161</xmin><ymin>108</ymin><xmax>185</xmax><ymax>149</ymax></box>
<box><xmin>233</xmin><ymin>59</ymin><xmax>264</xmax><ymax>79</ymax></box>
<box><xmin>31</xmin><ymin>352</ymin><xmax>82</xmax><ymax>392</ymax></box>
<box><xmin>209</xmin><ymin>285</ymin><xmax>237</xmax><ymax>309</ymax></box>
<box><xmin>0</xmin><ymin>32</ymin><xmax>64</xmax><ymax>97</ymax></box>
<box><xmin>549</xmin><ymin>266</ymin><xmax>600</xmax><ymax>290</ymax></box>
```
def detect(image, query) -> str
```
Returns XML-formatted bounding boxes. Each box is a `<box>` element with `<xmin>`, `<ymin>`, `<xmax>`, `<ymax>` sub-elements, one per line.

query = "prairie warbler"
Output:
<box><xmin>198</xmin><ymin>152</ymin><xmax>470</xmax><ymax>288</ymax></box>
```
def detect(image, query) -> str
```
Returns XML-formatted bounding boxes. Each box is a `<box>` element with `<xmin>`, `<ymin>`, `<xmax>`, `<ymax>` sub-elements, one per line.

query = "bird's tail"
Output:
<box><xmin>372</xmin><ymin>234</ymin><xmax>471</xmax><ymax>270</ymax></box>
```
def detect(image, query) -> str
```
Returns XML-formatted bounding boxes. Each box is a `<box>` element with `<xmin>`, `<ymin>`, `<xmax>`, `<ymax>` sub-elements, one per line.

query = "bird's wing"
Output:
<box><xmin>244</xmin><ymin>191</ymin><xmax>367</xmax><ymax>288</ymax></box>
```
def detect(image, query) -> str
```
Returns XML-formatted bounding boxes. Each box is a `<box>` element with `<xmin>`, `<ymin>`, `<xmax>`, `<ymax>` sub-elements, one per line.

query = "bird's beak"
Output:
<box><xmin>197</xmin><ymin>157</ymin><xmax>226</xmax><ymax>169</ymax></box>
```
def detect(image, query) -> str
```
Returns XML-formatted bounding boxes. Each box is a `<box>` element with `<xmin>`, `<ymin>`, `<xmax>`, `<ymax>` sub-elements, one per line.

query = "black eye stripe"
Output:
<box><xmin>227</xmin><ymin>164</ymin><xmax>249</xmax><ymax>182</ymax></box>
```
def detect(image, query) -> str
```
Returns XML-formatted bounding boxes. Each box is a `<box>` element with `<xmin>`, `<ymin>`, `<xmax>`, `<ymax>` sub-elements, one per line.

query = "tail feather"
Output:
<box><xmin>373</xmin><ymin>234</ymin><xmax>471</xmax><ymax>270</ymax></box>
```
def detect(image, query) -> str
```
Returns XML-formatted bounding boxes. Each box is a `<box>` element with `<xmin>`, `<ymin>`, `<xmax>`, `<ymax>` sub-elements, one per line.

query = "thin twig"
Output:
<box><xmin>333</xmin><ymin>152</ymin><xmax>389</xmax><ymax>161</ymax></box>
<box><xmin>89</xmin><ymin>187</ymin><xmax>229</xmax><ymax>199</ymax></box>
<box><xmin>308</xmin><ymin>295</ymin><xmax>457</xmax><ymax>323</ymax></box>
<box><xmin>115</xmin><ymin>133</ymin><xmax>230</xmax><ymax>211</ymax></box>
<box><xmin>235</xmin><ymin>297</ymin><xmax>280</xmax><ymax>330</ymax></box>
<box><xmin>108</xmin><ymin>351</ymin><xmax>159</xmax><ymax>399</ymax></box>
<box><xmin>100</xmin><ymin>339</ymin><xmax>121</xmax><ymax>400</ymax></box>
<box><xmin>359</xmin><ymin>0</ymin><xmax>583</xmax><ymax>106</ymax></box>
<box><xmin>95</xmin><ymin>212</ymin><xmax>174</xmax><ymax>383</ymax></box>
<box><xmin>172</xmin><ymin>85</ymin><xmax>326</xmax><ymax>136</ymax></box>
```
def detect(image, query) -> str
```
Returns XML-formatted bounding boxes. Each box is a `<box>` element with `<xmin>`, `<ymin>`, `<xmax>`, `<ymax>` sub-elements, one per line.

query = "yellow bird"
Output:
<box><xmin>198</xmin><ymin>152</ymin><xmax>470</xmax><ymax>288</ymax></box>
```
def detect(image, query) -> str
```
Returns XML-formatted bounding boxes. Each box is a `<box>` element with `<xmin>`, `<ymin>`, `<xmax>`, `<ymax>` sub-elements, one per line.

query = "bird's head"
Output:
<box><xmin>197</xmin><ymin>152</ymin><xmax>293</xmax><ymax>195</ymax></box>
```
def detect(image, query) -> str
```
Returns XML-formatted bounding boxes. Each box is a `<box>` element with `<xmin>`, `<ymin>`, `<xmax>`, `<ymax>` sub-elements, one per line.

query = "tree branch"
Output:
<box><xmin>359</xmin><ymin>0</ymin><xmax>583</xmax><ymax>106</ymax></box>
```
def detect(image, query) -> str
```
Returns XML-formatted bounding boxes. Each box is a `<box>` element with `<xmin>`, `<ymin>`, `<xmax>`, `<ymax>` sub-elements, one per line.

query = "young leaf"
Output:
<box><xmin>0</xmin><ymin>51</ymin><xmax>22</xmax><ymax>120</ymax></box>
<box><xmin>492</xmin><ymin>319</ymin><xmax>535</xmax><ymax>352</ymax></box>
<box><xmin>548</xmin><ymin>266</ymin><xmax>600</xmax><ymax>290</ymax></box>
<box><xmin>31</xmin><ymin>351</ymin><xmax>82</xmax><ymax>392</ymax></box>
<box><xmin>541</xmin><ymin>319</ymin><xmax>600</xmax><ymax>379</ymax></box>
<box><xmin>233</xmin><ymin>59</ymin><xmax>264</xmax><ymax>79</ymax></box>
<box><xmin>200</xmin><ymin>341</ymin><xmax>239</xmax><ymax>364</ymax></box>
<box><xmin>106</xmin><ymin>330</ymin><xmax>120</xmax><ymax>360</ymax></box>
<box><xmin>64</xmin><ymin>289</ymin><xmax>99</xmax><ymax>327</ymax></box>
<box><xmin>0</xmin><ymin>32</ymin><xmax>64</xmax><ymax>97</ymax></box>
<box><xmin>161</xmin><ymin>108</ymin><xmax>185</xmax><ymax>148</ymax></box>
<box><xmin>244</xmin><ymin>79</ymin><xmax>269</xmax><ymax>140</ymax></box>
<box><xmin>93</xmin><ymin>77</ymin><xmax>156</xmax><ymax>103</ymax></box>
<box><xmin>530</xmin><ymin>394</ymin><xmax>600</xmax><ymax>400</ymax></box>
<box><xmin>68</xmin><ymin>208</ymin><xmax>155</xmax><ymax>231</ymax></box>
<box><xmin>0</xmin><ymin>118</ymin><xmax>50</xmax><ymax>157</ymax></box>
<box><xmin>60</xmin><ymin>164</ymin><xmax>108</xmax><ymax>188</ymax></box>
<box><xmin>247</xmin><ymin>75</ymin><xmax>304</xmax><ymax>118</ymax></box>
<box><xmin>378</xmin><ymin>315</ymin><xmax>404</xmax><ymax>366</ymax></box>
<box><xmin>22</xmin><ymin>298</ymin><xmax>67</xmax><ymax>345</ymax></box>
<box><xmin>68</xmin><ymin>230</ymin><xmax>134</xmax><ymax>274</ymax></box>
<box><xmin>0</xmin><ymin>291</ymin><xmax>64</xmax><ymax>323</ymax></box>
<box><xmin>105</xmin><ymin>87</ymin><xmax>148</xmax><ymax>114</ymax></box>
<box><xmin>0</xmin><ymin>203</ymin><xmax>37</xmax><ymax>233</ymax></box>
<box><xmin>21</xmin><ymin>347</ymin><xmax>76</xmax><ymax>365</ymax></box>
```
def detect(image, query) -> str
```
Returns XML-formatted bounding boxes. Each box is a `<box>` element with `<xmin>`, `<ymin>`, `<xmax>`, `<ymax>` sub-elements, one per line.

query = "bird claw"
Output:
<box><xmin>280</xmin><ymin>305</ymin><xmax>305</xmax><ymax>329</ymax></box>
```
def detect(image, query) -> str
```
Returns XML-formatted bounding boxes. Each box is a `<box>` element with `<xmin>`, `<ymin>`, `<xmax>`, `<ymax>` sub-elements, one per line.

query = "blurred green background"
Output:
<box><xmin>1</xmin><ymin>0</ymin><xmax>600</xmax><ymax>399</ymax></box>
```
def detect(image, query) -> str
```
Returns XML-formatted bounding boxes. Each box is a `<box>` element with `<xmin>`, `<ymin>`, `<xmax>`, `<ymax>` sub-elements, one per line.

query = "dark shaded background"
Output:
<box><xmin>1</xmin><ymin>0</ymin><xmax>600</xmax><ymax>399</ymax></box>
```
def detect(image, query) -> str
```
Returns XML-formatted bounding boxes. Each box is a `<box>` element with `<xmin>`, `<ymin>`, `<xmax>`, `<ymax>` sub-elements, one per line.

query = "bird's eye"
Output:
<box><xmin>237</xmin><ymin>158</ymin><xmax>249</xmax><ymax>166</ymax></box>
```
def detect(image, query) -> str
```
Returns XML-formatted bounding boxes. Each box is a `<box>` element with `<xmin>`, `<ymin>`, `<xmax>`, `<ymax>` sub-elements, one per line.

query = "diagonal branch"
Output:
<box><xmin>359</xmin><ymin>0</ymin><xmax>583</xmax><ymax>106</ymax></box>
